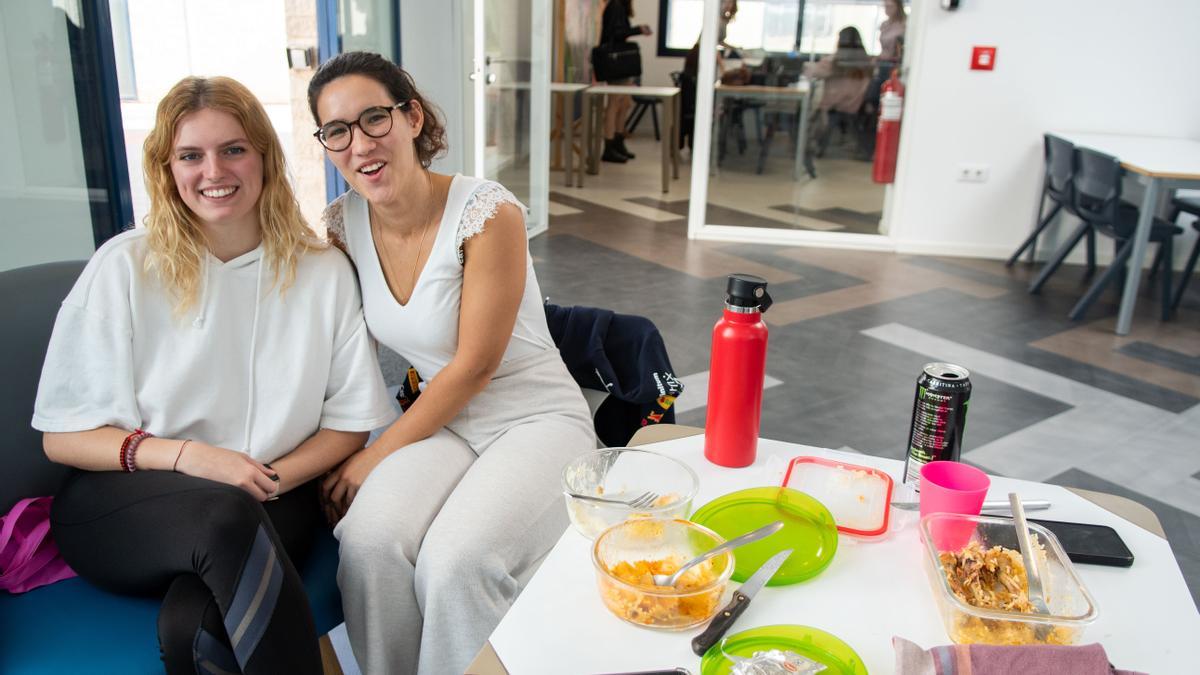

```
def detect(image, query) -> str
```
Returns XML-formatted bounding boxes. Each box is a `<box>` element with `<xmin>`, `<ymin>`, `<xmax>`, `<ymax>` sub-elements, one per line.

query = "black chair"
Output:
<box><xmin>1063</xmin><ymin>148</ymin><xmax>1182</xmax><ymax>321</ymax></box>
<box><xmin>625</xmin><ymin>76</ymin><xmax>663</xmax><ymax>140</ymax></box>
<box><xmin>1167</xmin><ymin>196</ymin><xmax>1200</xmax><ymax>314</ymax></box>
<box><xmin>1009</xmin><ymin>134</ymin><xmax>1091</xmax><ymax>268</ymax></box>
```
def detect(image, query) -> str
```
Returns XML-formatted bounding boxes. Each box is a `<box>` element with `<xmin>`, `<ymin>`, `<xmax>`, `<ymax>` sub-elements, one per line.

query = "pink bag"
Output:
<box><xmin>0</xmin><ymin>496</ymin><xmax>77</xmax><ymax>593</ymax></box>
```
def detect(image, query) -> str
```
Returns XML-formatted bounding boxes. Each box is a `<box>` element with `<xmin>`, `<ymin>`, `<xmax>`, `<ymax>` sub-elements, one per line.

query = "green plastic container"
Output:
<box><xmin>700</xmin><ymin>624</ymin><xmax>868</xmax><ymax>675</ymax></box>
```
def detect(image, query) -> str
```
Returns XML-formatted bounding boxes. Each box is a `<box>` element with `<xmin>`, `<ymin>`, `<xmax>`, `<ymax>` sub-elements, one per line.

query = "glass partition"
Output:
<box><xmin>1</xmin><ymin>0</ymin><xmax>131</xmax><ymax>270</ymax></box>
<box><xmin>691</xmin><ymin>0</ymin><xmax>904</xmax><ymax>241</ymax></box>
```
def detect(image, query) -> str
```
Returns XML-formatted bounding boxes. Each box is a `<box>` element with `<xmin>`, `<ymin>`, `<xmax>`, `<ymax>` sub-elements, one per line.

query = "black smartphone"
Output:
<box><xmin>1028</xmin><ymin>518</ymin><xmax>1135</xmax><ymax>567</ymax></box>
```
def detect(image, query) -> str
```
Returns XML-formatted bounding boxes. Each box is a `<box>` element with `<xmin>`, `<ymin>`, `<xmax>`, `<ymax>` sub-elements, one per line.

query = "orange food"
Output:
<box><xmin>598</xmin><ymin>556</ymin><xmax>723</xmax><ymax>628</ymax></box>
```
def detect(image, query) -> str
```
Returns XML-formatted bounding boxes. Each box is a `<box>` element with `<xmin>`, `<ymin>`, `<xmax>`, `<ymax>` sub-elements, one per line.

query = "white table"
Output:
<box><xmin>713</xmin><ymin>81</ymin><xmax>813</xmax><ymax>181</ymax></box>
<box><xmin>584</xmin><ymin>84</ymin><xmax>681</xmax><ymax>193</ymax></box>
<box><xmin>1053</xmin><ymin>132</ymin><xmax>1200</xmax><ymax>334</ymax></box>
<box><xmin>487</xmin><ymin>434</ymin><xmax>1199</xmax><ymax>674</ymax></box>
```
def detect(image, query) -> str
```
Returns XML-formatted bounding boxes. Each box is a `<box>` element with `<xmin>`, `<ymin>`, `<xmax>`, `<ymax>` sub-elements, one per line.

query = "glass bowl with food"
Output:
<box><xmin>592</xmin><ymin>518</ymin><xmax>734</xmax><ymax>630</ymax></box>
<box><xmin>562</xmin><ymin>448</ymin><xmax>699</xmax><ymax>540</ymax></box>
<box><xmin>919</xmin><ymin>512</ymin><xmax>1099</xmax><ymax>645</ymax></box>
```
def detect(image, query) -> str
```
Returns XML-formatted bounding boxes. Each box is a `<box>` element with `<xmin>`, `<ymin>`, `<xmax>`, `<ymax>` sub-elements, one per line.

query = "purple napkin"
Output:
<box><xmin>893</xmin><ymin>637</ymin><xmax>1146</xmax><ymax>675</ymax></box>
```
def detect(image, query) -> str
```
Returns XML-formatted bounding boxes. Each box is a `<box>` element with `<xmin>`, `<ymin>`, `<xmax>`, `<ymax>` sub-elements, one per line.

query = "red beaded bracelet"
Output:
<box><xmin>120</xmin><ymin>429</ymin><xmax>152</xmax><ymax>472</ymax></box>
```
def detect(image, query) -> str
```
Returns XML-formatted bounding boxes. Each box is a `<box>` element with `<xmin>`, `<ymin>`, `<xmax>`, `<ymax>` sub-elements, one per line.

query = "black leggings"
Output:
<box><xmin>51</xmin><ymin>470</ymin><xmax>324</xmax><ymax>675</ymax></box>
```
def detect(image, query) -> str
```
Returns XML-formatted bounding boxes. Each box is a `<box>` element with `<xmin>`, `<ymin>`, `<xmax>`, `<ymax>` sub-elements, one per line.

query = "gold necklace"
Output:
<box><xmin>374</xmin><ymin>173</ymin><xmax>438</xmax><ymax>304</ymax></box>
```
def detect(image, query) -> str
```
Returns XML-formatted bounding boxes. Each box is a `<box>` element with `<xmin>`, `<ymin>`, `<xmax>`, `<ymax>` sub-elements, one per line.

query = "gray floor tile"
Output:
<box><xmin>1118</xmin><ymin>342</ymin><xmax>1200</xmax><ymax>376</ymax></box>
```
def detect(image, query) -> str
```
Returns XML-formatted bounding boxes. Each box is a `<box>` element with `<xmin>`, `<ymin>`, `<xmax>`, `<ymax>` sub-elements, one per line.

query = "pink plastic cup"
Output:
<box><xmin>920</xmin><ymin>461</ymin><xmax>991</xmax><ymax>550</ymax></box>
<box><xmin>919</xmin><ymin>461</ymin><xmax>990</xmax><ymax>518</ymax></box>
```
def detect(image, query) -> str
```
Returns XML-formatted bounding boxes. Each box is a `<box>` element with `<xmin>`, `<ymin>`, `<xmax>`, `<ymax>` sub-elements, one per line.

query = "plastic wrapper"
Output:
<box><xmin>725</xmin><ymin>647</ymin><xmax>827</xmax><ymax>675</ymax></box>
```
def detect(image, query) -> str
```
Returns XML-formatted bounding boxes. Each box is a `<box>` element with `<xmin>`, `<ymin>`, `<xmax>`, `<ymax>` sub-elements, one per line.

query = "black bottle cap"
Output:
<box><xmin>725</xmin><ymin>273</ymin><xmax>773</xmax><ymax>312</ymax></box>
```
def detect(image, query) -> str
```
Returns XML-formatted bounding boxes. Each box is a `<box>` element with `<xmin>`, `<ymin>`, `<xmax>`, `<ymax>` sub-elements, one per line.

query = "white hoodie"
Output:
<box><xmin>33</xmin><ymin>228</ymin><xmax>396</xmax><ymax>463</ymax></box>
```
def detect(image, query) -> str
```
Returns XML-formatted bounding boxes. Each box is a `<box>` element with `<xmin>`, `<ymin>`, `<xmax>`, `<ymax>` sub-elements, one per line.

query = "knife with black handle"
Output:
<box><xmin>690</xmin><ymin>548</ymin><xmax>793</xmax><ymax>656</ymax></box>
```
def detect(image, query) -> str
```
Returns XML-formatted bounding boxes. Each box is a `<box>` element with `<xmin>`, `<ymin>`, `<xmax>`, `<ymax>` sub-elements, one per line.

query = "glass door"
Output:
<box><xmin>688</xmin><ymin>0</ymin><xmax>903</xmax><ymax>246</ymax></box>
<box><xmin>464</xmin><ymin>0</ymin><xmax>551</xmax><ymax>237</ymax></box>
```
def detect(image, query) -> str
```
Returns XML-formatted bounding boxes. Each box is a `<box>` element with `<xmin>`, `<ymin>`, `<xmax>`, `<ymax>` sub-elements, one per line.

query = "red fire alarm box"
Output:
<box><xmin>971</xmin><ymin>46</ymin><xmax>997</xmax><ymax>70</ymax></box>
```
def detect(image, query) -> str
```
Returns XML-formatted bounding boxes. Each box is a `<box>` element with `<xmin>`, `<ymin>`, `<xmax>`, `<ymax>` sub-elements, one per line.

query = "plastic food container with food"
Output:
<box><xmin>592</xmin><ymin>518</ymin><xmax>734</xmax><ymax>630</ymax></box>
<box><xmin>781</xmin><ymin>456</ymin><xmax>893</xmax><ymax>538</ymax></box>
<box><xmin>562</xmin><ymin>448</ymin><xmax>699</xmax><ymax>539</ymax></box>
<box><xmin>919</xmin><ymin>512</ymin><xmax>1099</xmax><ymax>645</ymax></box>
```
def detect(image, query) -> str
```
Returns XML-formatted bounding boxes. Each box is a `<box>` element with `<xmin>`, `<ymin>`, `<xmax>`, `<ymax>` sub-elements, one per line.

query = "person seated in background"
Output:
<box><xmin>33</xmin><ymin>76</ymin><xmax>395</xmax><ymax>675</ymax></box>
<box><xmin>804</xmin><ymin>26</ymin><xmax>875</xmax><ymax>158</ymax></box>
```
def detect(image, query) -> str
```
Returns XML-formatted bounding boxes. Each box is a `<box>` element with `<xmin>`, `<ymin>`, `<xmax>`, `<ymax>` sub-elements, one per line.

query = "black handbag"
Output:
<box><xmin>591</xmin><ymin>41</ymin><xmax>641</xmax><ymax>82</ymax></box>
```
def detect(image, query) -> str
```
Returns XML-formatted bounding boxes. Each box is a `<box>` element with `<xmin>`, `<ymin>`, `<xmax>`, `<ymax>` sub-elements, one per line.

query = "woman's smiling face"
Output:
<box><xmin>316</xmin><ymin>73</ymin><xmax>425</xmax><ymax>205</ymax></box>
<box><xmin>169</xmin><ymin>108</ymin><xmax>263</xmax><ymax>231</ymax></box>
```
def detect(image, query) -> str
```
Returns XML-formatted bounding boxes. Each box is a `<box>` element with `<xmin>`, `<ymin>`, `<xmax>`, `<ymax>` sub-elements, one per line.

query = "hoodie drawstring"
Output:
<box><xmin>240</xmin><ymin>259</ymin><xmax>264</xmax><ymax>454</ymax></box>
<box><xmin>193</xmin><ymin>256</ymin><xmax>211</xmax><ymax>328</ymax></box>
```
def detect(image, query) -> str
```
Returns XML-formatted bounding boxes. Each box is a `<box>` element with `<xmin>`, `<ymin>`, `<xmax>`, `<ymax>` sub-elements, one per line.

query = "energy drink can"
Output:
<box><xmin>903</xmin><ymin>362</ymin><xmax>971</xmax><ymax>488</ymax></box>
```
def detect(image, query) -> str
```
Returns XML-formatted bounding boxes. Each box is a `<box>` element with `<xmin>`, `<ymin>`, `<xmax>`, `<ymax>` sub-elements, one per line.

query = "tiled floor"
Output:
<box><xmin>524</xmin><ymin>163</ymin><xmax>1200</xmax><ymax>608</ymax></box>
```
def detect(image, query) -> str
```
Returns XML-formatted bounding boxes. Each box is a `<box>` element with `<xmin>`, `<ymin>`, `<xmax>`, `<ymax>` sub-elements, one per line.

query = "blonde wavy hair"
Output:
<box><xmin>142</xmin><ymin>76</ymin><xmax>320</xmax><ymax>313</ymax></box>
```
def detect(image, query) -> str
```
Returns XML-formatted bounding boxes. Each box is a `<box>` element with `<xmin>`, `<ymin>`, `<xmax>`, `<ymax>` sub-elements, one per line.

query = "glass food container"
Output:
<box><xmin>592</xmin><ymin>518</ymin><xmax>734</xmax><ymax>630</ymax></box>
<box><xmin>919</xmin><ymin>512</ymin><xmax>1099</xmax><ymax>645</ymax></box>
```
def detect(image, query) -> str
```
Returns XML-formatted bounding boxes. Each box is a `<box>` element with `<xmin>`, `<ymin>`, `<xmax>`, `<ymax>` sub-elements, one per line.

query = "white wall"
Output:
<box><xmin>889</xmin><ymin>0</ymin><xmax>1200</xmax><ymax>267</ymax></box>
<box><xmin>634</xmin><ymin>0</ymin><xmax>685</xmax><ymax>87</ymax></box>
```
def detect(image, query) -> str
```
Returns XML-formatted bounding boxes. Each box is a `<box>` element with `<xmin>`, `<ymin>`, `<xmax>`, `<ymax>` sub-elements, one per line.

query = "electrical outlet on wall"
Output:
<box><xmin>957</xmin><ymin>164</ymin><xmax>990</xmax><ymax>183</ymax></box>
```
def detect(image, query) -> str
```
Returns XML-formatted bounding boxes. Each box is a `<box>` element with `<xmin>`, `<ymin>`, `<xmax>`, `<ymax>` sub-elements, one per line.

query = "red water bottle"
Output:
<box><xmin>704</xmin><ymin>274</ymin><xmax>773</xmax><ymax>468</ymax></box>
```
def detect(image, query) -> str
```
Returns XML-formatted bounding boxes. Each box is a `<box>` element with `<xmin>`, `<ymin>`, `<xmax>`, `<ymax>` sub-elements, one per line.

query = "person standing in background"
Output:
<box><xmin>599</xmin><ymin>0</ymin><xmax>652</xmax><ymax>163</ymax></box>
<box><xmin>865</xmin><ymin>0</ymin><xmax>907</xmax><ymax>154</ymax></box>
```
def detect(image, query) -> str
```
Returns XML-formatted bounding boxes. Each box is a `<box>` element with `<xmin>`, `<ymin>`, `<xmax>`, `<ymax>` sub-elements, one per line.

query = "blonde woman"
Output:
<box><xmin>32</xmin><ymin>76</ymin><xmax>395</xmax><ymax>675</ymax></box>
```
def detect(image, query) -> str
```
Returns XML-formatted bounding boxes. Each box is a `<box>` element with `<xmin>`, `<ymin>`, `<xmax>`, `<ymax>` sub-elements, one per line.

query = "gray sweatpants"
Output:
<box><xmin>334</xmin><ymin>349</ymin><xmax>594</xmax><ymax>675</ymax></box>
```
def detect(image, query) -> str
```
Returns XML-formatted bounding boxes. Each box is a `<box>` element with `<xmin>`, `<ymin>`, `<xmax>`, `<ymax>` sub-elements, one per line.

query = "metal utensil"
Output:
<box><xmin>1010</xmin><ymin>492</ymin><xmax>1052</xmax><ymax>640</ymax></box>
<box><xmin>690</xmin><ymin>549</ymin><xmax>793</xmax><ymax>656</ymax></box>
<box><xmin>566</xmin><ymin>490</ymin><xmax>661</xmax><ymax>509</ymax></box>
<box><xmin>890</xmin><ymin>498</ymin><xmax>1052</xmax><ymax>512</ymax></box>
<box><xmin>652</xmin><ymin>520</ymin><xmax>785</xmax><ymax>587</ymax></box>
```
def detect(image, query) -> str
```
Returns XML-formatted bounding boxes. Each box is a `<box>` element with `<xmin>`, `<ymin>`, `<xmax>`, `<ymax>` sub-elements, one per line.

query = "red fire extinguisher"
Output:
<box><xmin>872</xmin><ymin>69</ymin><xmax>904</xmax><ymax>184</ymax></box>
<box><xmin>704</xmin><ymin>274</ymin><xmax>772</xmax><ymax>468</ymax></box>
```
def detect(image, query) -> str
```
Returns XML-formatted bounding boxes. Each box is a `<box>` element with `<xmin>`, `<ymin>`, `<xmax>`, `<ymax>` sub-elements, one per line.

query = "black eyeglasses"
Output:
<box><xmin>314</xmin><ymin>101</ymin><xmax>411</xmax><ymax>151</ymax></box>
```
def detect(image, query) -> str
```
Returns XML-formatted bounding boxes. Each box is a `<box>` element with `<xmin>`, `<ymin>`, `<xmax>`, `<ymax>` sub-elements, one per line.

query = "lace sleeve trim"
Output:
<box><xmin>455</xmin><ymin>181</ymin><xmax>524</xmax><ymax>265</ymax></box>
<box><xmin>321</xmin><ymin>193</ymin><xmax>350</xmax><ymax>253</ymax></box>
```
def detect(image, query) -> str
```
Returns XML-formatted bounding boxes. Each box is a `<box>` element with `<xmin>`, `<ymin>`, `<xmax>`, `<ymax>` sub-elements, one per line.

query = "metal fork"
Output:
<box><xmin>1010</xmin><ymin>492</ymin><xmax>1053</xmax><ymax>641</ymax></box>
<box><xmin>566</xmin><ymin>490</ymin><xmax>661</xmax><ymax>509</ymax></box>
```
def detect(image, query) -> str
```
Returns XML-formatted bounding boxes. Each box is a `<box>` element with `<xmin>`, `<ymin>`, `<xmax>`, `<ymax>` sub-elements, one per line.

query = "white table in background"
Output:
<box><xmin>713</xmin><ymin>81</ymin><xmax>813</xmax><ymax>181</ymax></box>
<box><xmin>485</xmin><ymin>433</ymin><xmax>1199</xmax><ymax>674</ymax></box>
<box><xmin>584</xmin><ymin>84</ymin><xmax>680</xmax><ymax>193</ymax></box>
<box><xmin>1053</xmin><ymin>132</ymin><xmax>1200</xmax><ymax>335</ymax></box>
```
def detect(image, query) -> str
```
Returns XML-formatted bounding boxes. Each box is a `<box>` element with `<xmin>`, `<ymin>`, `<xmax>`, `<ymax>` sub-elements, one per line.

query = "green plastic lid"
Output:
<box><xmin>690</xmin><ymin>487</ymin><xmax>837</xmax><ymax>585</ymax></box>
<box><xmin>700</xmin><ymin>624</ymin><xmax>868</xmax><ymax>675</ymax></box>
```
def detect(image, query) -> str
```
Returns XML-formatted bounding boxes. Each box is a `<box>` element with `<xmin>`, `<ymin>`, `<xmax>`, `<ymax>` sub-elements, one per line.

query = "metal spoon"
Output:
<box><xmin>1009</xmin><ymin>492</ymin><xmax>1053</xmax><ymax>640</ymax></box>
<box><xmin>652</xmin><ymin>521</ymin><xmax>784</xmax><ymax>587</ymax></box>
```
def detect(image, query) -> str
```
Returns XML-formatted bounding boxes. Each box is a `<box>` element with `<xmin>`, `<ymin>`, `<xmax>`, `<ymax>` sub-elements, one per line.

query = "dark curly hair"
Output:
<box><xmin>307</xmin><ymin>51</ymin><xmax>447</xmax><ymax>168</ymax></box>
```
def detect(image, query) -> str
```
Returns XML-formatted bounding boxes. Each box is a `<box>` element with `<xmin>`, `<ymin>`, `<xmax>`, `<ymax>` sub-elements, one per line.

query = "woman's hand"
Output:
<box><xmin>639</xmin><ymin>24</ymin><xmax>653</xmax><ymax>36</ymax></box>
<box><xmin>321</xmin><ymin>445</ymin><xmax>387</xmax><ymax>521</ymax></box>
<box><xmin>175</xmin><ymin>442</ymin><xmax>279</xmax><ymax>501</ymax></box>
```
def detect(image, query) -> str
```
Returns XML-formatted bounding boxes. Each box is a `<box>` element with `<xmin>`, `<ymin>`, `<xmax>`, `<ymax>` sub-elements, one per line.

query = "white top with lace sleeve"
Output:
<box><xmin>325</xmin><ymin>174</ymin><xmax>555</xmax><ymax>381</ymax></box>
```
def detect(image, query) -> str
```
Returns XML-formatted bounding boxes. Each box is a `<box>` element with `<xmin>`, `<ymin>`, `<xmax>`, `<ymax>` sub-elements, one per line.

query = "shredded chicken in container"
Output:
<box><xmin>937</xmin><ymin>539</ymin><xmax>1076</xmax><ymax>645</ymax></box>
<box><xmin>939</xmin><ymin>541</ymin><xmax>1035</xmax><ymax>612</ymax></box>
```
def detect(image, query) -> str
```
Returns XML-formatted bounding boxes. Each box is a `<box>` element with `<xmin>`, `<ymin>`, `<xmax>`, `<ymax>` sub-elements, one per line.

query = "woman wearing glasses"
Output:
<box><xmin>308</xmin><ymin>52</ymin><xmax>593</xmax><ymax>675</ymax></box>
<box><xmin>34</xmin><ymin>76</ymin><xmax>395</xmax><ymax>674</ymax></box>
